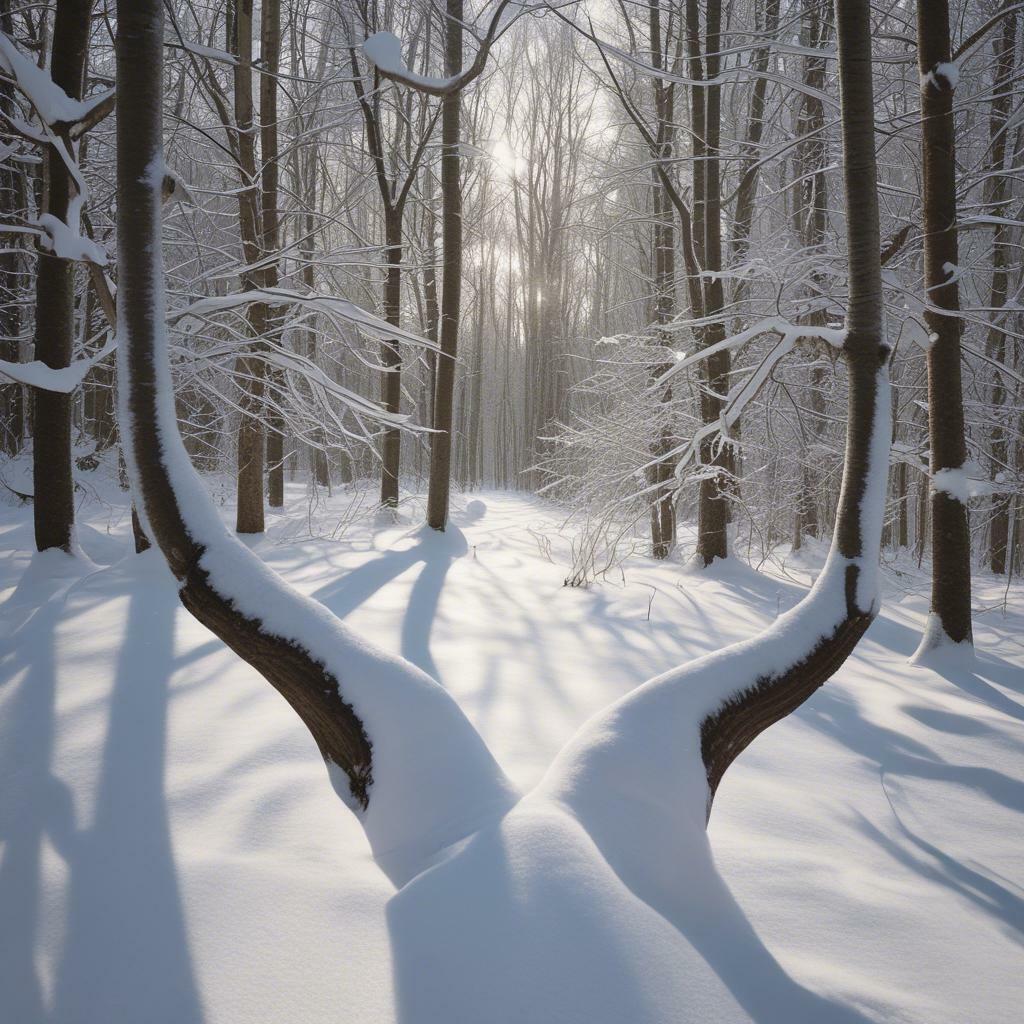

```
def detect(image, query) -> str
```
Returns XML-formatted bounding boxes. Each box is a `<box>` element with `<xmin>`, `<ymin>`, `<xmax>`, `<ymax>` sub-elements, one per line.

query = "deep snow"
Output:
<box><xmin>1</xmin><ymin>478</ymin><xmax>1021</xmax><ymax>1023</ymax></box>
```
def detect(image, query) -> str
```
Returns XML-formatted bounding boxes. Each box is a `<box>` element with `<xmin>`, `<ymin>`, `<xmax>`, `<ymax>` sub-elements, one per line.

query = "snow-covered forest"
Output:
<box><xmin>0</xmin><ymin>0</ymin><xmax>1022</xmax><ymax>1021</ymax></box>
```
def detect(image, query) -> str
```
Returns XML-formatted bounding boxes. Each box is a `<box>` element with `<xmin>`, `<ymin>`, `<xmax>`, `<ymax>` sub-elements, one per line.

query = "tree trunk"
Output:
<box><xmin>261</xmin><ymin>0</ymin><xmax>285</xmax><ymax>510</ymax></box>
<box><xmin>426</xmin><ymin>0</ymin><xmax>463</xmax><ymax>531</ymax></box>
<box><xmin>648</xmin><ymin>0</ymin><xmax>677</xmax><ymax>560</ymax></box>
<box><xmin>731</xmin><ymin>0</ymin><xmax>780</xmax><ymax>272</ymax></box>
<box><xmin>687</xmin><ymin>0</ymin><xmax>731</xmax><ymax>566</ymax></box>
<box><xmin>32</xmin><ymin>0</ymin><xmax>92</xmax><ymax>552</ymax></box>
<box><xmin>984</xmin><ymin>9</ymin><xmax>1017</xmax><ymax>573</ymax></box>
<box><xmin>380</xmin><ymin>210</ymin><xmax>403</xmax><ymax>507</ymax></box>
<box><xmin>117</xmin><ymin>4</ymin><xmax>516</xmax><ymax>881</ymax></box>
<box><xmin>116</xmin><ymin>0</ymin><xmax>373</xmax><ymax>808</ymax></box>
<box><xmin>702</xmin><ymin>0</ymin><xmax>891</xmax><ymax>800</ymax></box>
<box><xmin>233</xmin><ymin>0</ymin><xmax>267</xmax><ymax>534</ymax></box>
<box><xmin>547</xmin><ymin>0</ymin><xmax>890</xmax><ymax>852</ymax></box>
<box><xmin>0</xmin><ymin>0</ymin><xmax>25</xmax><ymax>456</ymax></box>
<box><xmin>793</xmin><ymin>0</ymin><xmax>831</xmax><ymax>548</ymax></box>
<box><xmin>915</xmin><ymin>0</ymin><xmax>973</xmax><ymax>651</ymax></box>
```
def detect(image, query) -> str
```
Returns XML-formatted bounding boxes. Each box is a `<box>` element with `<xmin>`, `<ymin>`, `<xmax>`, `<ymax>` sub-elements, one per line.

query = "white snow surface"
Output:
<box><xmin>1</xmin><ymin>479</ymin><xmax>1022</xmax><ymax>1023</ymax></box>
<box><xmin>119</xmin><ymin>158</ymin><xmax>518</xmax><ymax>890</ymax></box>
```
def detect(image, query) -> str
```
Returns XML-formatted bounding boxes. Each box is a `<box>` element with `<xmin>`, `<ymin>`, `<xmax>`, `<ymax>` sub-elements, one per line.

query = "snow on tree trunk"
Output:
<box><xmin>115</xmin><ymin>0</ymin><xmax>516</xmax><ymax>888</ymax></box>
<box><xmin>31</xmin><ymin>0</ymin><xmax>91</xmax><ymax>552</ymax></box>
<box><xmin>914</xmin><ymin>0</ymin><xmax>974</xmax><ymax>655</ymax></box>
<box><xmin>543</xmin><ymin>0</ymin><xmax>891</xmax><ymax>834</ymax></box>
<box><xmin>261</xmin><ymin>0</ymin><xmax>286</xmax><ymax>511</ymax></box>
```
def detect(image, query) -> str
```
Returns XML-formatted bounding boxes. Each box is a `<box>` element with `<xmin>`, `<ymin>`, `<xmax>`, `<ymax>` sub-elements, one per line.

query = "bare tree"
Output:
<box><xmin>346</xmin><ymin>3</ymin><xmax>438</xmax><ymax>508</ymax></box>
<box><xmin>231</xmin><ymin>0</ymin><xmax>270</xmax><ymax>534</ymax></box>
<box><xmin>261</xmin><ymin>0</ymin><xmax>285</xmax><ymax>509</ymax></box>
<box><xmin>118</xmin><ymin>0</ymin><xmax>515</xmax><ymax>887</ymax></box>
<box><xmin>31</xmin><ymin>0</ymin><xmax>91</xmax><ymax>551</ymax></box>
<box><xmin>983</xmin><ymin>6</ymin><xmax>1017</xmax><ymax>574</ymax></box>
<box><xmin>0</xmin><ymin>0</ymin><xmax>25</xmax><ymax>458</ymax></box>
<box><xmin>364</xmin><ymin>1</ymin><xmax>516</xmax><ymax>529</ymax></box>
<box><xmin>914</xmin><ymin>0</ymin><xmax>973</xmax><ymax>653</ymax></box>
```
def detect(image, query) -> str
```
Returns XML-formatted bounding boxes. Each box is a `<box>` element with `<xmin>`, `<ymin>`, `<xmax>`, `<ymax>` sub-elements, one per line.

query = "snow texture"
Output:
<box><xmin>931</xmin><ymin>463</ymin><xmax>995</xmax><ymax>502</ymax></box>
<box><xmin>119</xmin><ymin>157</ymin><xmax>516</xmax><ymax>887</ymax></box>
<box><xmin>1</xmin><ymin>483</ymin><xmax>1021</xmax><ymax>1024</ymax></box>
<box><xmin>922</xmin><ymin>61</ymin><xmax>960</xmax><ymax>91</ymax></box>
<box><xmin>174</xmin><ymin>286</ymin><xmax>435</xmax><ymax>350</ymax></box>
<box><xmin>0</xmin><ymin>33</ymin><xmax>111</xmax><ymax>125</ymax></box>
<box><xmin>34</xmin><ymin>212</ymin><xmax>107</xmax><ymax>265</ymax></box>
<box><xmin>0</xmin><ymin>333</ymin><xmax>115</xmax><ymax>392</ymax></box>
<box><xmin>658</xmin><ymin>315</ymin><xmax>847</xmax><ymax>387</ymax></box>
<box><xmin>363</xmin><ymin>32</ymin><xmax>462</xmax><ymax>92</ymax></box>
<box><xmin>178</xmin><ymin>40</ymin><xmax>238</xmax><ymax>66</ymax></box>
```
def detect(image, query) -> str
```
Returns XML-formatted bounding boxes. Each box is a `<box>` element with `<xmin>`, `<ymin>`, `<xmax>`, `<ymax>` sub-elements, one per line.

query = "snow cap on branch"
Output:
<box><xmin>0</xmin><ymin>33</ymin><xmax>111</xmax><ymax>126</ymax></box>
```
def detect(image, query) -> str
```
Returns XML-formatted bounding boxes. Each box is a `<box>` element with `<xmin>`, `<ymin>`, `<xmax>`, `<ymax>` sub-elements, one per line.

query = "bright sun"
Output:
<box><xmin>490</xmin><ymin>137</ymin><xmax>525</xmax><ymax>179</ymax></box>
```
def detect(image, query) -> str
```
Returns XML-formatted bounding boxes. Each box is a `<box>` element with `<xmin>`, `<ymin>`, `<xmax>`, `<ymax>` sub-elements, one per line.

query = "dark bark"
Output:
<box><xmin>32</xmin><ymin>0</ymin><xmax>92</xmax><ymax>552</ymax></box>
<box><xmin>261</xmin><ymin>0</ymin><xmax>285</xmax><ymax>509</ymax></box>
<box><xmin>793</xmin><ymin>2</ymin><xmax>831</xmax><ymax>548</ymax></box>
<box><xmin>423</xmin><ymin>173</ymin><xmax>440</xmax><ymax>439</ymax></box>
<box><xmin>233</xmin><ymin>0</ymin><xmax>267</xmax><ymax>534</ymax></box>
<box><xmin>426</xmin><ymin>0</ymin><xmax>463</xmax><ymax>531</ymax></box>
<box><xmin>0</xmin><ymin>0</ymin><xmax>25</xmax><ymax>455</ymax></box>
<box><xmin>131</xmin><ymin>504</ymin><xmax>151</xmax><ymax>553</ymax></box>
<box><xmin>686</xmin><ymin>0</ymin><xmax>731</xmax><ymax>566</ymax></box>
<box><xmin>116</xmin><ymin>0</ymin><xmax>372</xmax><ymax>808</ymax></box>
<box><xmin>380</xmin><ymin>210</ymin><xmax>403</xmax><ymax>506</ymax></box>
<box><xmin>348</xmin><ymin>29</ymin><xmax>438</xmax><ymax>508</ymax></box>
<box><xmin>984</xmin><ymin>9</ymin><xmax>1017</xmax><ymax>573</ymax></box>
<box><xmin>647</xmin><ymin>0</ymin><xmax>676</xmax><ymax>560</ymax></box>
<box><xmin>702</xmin><ymin>0</ymin><xmax>889</xmax><ymax>805</ymax></box>
<box><xmin>916</xmin><ymin>0</ymin><xmax>972</xmax><ymax>647</ymax></box>
<box><xmin>731</xmin><ymin>0</ymin><xmax>781</xmax><ymax>270</ymax></box>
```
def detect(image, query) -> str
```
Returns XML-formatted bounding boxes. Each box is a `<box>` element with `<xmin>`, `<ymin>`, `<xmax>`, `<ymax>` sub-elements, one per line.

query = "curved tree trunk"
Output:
<box><xmin>546</xmin><ymin>0</ymin><xmax>890</xmax><ymax>825</ymax></box>
<box><xmin>117</xmin><ymin>0</ymin><xmax>515</xmax><ymax>888</ymax></box>
<box><xmin>703</xmin><ymin>0</ymin><xmax>889</xmax><ymax>800</ymax></box>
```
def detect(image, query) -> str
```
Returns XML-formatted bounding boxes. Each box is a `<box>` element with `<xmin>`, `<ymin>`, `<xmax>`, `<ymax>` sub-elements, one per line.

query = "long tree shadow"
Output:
<box><xmin>855</xmin><ymin>807</ymin><xmax>1024</xmax><ymax>945</ymax></box>
<box><xmin>0</xmin><ymin>556</ymin><xmax>80</xmax><ymax>1022</ymax></box>
<box><xmin>47</xmin><ymin>555</ymin><xmax>205</xmax><ymax>1023</ymax></box>
<box><xmin>386</xmin><ymin>804</ymin><xmax>877</xmax><ymax>1024</ymax></box>
<box><xmin>662</xmin><ymin>845</ymin><xmax>880</xmax><ymax>1024</ymax></box>
<box><xmin>917</xmin><ymin>650</ymin><xmax>1024</xmax><ymax>722</ymax></box>
<box><xmin>315</xmin><ymin>525</ymin><xmax>470</xmax><ymax>685</ymax></box>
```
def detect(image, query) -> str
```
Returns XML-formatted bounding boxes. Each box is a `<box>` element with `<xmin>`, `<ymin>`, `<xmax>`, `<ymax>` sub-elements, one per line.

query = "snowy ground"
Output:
<box><xmin>1</xmin><ymin>472</ymin><xmax>1022</xmax><ymax>1023</ymax></box>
